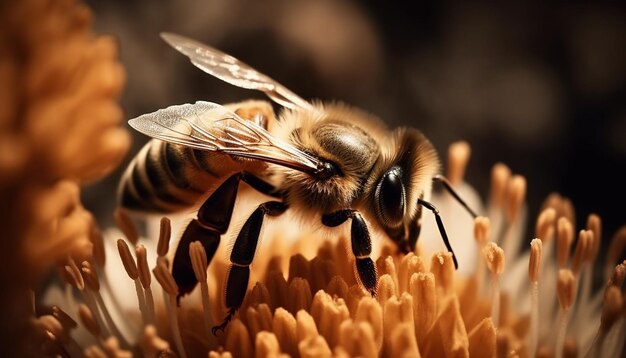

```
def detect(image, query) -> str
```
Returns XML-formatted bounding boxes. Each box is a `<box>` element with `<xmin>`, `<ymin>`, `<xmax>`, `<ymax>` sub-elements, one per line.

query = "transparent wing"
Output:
<box><xmin>128</xmin><ymin>101</ymin><xmax>322</xmax><ymax>174</ymax></box>
<box><xmin>161</xmin><ymin>32</ymin><xmax>316</xmax><ymax>112</ymax></box>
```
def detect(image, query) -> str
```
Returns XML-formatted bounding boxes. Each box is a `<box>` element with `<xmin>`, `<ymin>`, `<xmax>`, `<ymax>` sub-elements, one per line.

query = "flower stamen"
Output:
<box><xmin>556</xmin><ymin>217</ymin><xmax>573</xmax><ymax>268</ymax></box>
<box><xmin>483</xmin><ymin>242</ymin><xmax>505</xmax><ymax>328</ymax></box>
<box><xmin>447</xmin><ymin>140</ymin><xmax>471</xmax><ymax>186</ymax></box>
<box><xmin>555</xmin><ymin>269</ymin><xmax>576</xmax><ymax>358</ymax></box>
<box><xmin>81</xmin><ymin>261</ymin><xmax>129</xmax><ymax>347</ymax></box>
<box><xmin>528</xmin><ymin>238</ymin><xmax>543</xmax><ymax>357</ymax></box>
<box><xmin>157</xmin><ymin>217</ymin><xmax>172</xmax><ymax>257</ymax></box>
<box><xmin>190</xmin><ymin>241</ymin><xmax>216</xmax><ymax>342</ymax></box>
<box><xmin>136</xmin><ymin>244</ymin><xmax>156</xmax><ymax>325</ymax></box>
<box><xmin>153</xmin><ymin>258</ymin><xmax>186</xmax><ymax>358</ymax></box>
<box><xmin>117</xmin><ymin>239</ymin><xmax>148</xmax><ymax>326</ymax></box>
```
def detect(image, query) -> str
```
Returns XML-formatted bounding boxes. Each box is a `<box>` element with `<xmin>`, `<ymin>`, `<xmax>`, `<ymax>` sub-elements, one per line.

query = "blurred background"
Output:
<box><xmin>83</xmin><ymin>0</ymin><xmax>625</xmax><ymax>256</ymax></box>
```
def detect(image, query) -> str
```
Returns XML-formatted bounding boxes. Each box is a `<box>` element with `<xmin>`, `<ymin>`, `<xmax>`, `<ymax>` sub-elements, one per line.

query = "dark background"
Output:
<box><xmin>83</xmin><ymin>0</ymin><xmax>625</xmax><ymax>260</ymax></box>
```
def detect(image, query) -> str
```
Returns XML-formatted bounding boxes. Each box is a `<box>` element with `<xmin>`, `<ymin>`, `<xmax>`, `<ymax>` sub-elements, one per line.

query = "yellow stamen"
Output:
<box><xmin>447</xmin><ymin>140</ymin><xmax>471</xmax><ymax>186</ymax></box>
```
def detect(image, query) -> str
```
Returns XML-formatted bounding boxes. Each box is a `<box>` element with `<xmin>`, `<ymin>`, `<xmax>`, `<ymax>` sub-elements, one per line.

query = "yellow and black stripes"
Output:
<box><xmin>118</xmin><ymin>139</ymin><xmax>236</xmax><ymax>213</ymax></box>
<box><xmin>119</xmin><ymin>100</ymin><xmax>277</xmax><ymax>214</ymax></box>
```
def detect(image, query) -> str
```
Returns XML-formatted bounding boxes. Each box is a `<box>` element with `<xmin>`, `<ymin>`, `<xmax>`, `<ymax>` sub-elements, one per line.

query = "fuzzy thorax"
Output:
<box><xmin>274</xmin><ymin>103</ymin><xmax>385</xmax><ymax>213</ymax></box>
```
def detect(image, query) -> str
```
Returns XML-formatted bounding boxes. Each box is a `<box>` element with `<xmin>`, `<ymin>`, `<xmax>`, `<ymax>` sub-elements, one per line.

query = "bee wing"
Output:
<box><xmin>161</xmin><ymin>32</ymin><xmax>316</xmax><ymax>112</ymax></box>
<box><xmin>128</xmin><ymin>101</ymin><xmax>322</xmax><ymax>174</ymax></box>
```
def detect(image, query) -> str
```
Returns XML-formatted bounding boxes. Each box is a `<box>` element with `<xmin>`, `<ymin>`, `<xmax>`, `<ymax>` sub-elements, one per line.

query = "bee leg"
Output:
<box><xmin>433</xmin><ymin>174</ymin><xmax>478</xmax><ymax>218</ymax></box>
<box><xmin>173</xmin><ymin>172</ymin><xmax>281</xmax><ymax>301</ymax></box>
<box><xmin>212</xmin><ymin>200</ymin><xmax>288</xmax><ymax>335</ymax></box>
<box><xmin>239</xmin><ymin>172</ymin><xmax>283</xmax><ymax>198</ymax></box>
<box><xmin>172</xmin><ymin>175</ymin><xmax>240</xmax><ymax>301</ymax></box>
<box><xmin>418</xmin><ymin>198</ymin><xmax>459</xmax><ymax>269</ymax></box>
<box><xmin>322</xmin><ymin>210</ymin><xmax>378</xmax><ymax>296</ymax></box>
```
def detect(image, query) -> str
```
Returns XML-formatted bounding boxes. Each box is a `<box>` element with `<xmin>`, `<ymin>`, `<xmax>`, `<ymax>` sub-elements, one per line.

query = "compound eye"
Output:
<box><xmin>375</xmin><ymin>166</ymin><xmax>406</xmax><ymax>227</ymax></box>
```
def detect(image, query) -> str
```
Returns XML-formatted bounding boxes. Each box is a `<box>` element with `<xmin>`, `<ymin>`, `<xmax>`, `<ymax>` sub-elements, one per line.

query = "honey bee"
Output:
<box><xmin>119</xmin><ymin>33</ymin><xmax>477</xmax><ymax>334</ymax></box>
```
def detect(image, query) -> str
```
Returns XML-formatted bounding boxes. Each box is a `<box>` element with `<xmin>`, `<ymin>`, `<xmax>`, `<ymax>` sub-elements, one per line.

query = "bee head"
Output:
<box><xmin>363</xmin><ymin>127</ymin><xmax>440</xmax><ymax>239</ymax></box>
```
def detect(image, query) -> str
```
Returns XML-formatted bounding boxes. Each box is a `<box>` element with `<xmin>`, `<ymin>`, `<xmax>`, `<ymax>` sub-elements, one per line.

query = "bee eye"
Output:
<box><xmin>375</xmin><ymin>166</ymin><xmax>406</xmax><ymax>227</ymax></box>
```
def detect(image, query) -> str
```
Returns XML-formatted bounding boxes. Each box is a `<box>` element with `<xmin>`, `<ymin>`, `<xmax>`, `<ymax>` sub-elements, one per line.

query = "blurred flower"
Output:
<box><xmin>0</xmin><ymin>0</ymin><xmax>130</xmax><ymax>279</ymax></box>
<box><xmin>0</xmin><ymin>0</ymin><xmax>129</xmax><ymax>354</ymax></box>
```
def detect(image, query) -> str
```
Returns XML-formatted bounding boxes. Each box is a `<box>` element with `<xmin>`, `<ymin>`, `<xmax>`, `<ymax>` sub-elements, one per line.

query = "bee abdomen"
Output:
<box><xmin>120</xmin><ymin>100</ymin><xmax>275</xmax><ymax>213</ymax></box>
<box><xmin>119</xmin><ymin>140</ymin><xmax>236</xmax><ymax>213</ymax></box>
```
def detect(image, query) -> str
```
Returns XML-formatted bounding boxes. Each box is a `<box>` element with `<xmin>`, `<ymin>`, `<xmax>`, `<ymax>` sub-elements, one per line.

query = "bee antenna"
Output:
<box><xmin>418</xmin><ymin>198</ymin><xmax>459</xmax><ymax>269</ymax></box>
<box><xmin>433</xmin><ymin>175</ymin><xmax>478</xmax><ymax>218</ymax></box>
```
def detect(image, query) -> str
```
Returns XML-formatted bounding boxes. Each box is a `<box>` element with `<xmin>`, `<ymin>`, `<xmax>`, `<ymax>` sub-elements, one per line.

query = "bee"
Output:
<box><xmin>120</xmin><ymin>33</ymin><xmax>477</xmax><ymax>334</ymax></box>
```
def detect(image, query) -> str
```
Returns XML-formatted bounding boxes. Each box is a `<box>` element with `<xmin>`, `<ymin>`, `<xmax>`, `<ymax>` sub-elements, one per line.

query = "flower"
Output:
<box><xmin>40</xmin><ymin>141</ymin><xmax>626</xmax><ymax>358</ymax></box>
<box><xmin>0</xmin><ymin>0</ymin><xmax>129</xmax><ymax>354</ymax></box>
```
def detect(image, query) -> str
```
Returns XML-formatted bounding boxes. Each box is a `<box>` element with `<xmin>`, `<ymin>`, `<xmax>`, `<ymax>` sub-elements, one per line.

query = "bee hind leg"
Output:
<box><xmin>172</xmin><ymin>172</ymin><xmax>282</xmax><ymax>302</ymax></box>
<box><xmin>212</xmin><ymin>200</ymin><xmax>288</xmax><ymax>335</ymax></box>
<box><xmin>322</xmin><ymin>210</ymin><xmax>378</xmax><ymax>296</ymax></box>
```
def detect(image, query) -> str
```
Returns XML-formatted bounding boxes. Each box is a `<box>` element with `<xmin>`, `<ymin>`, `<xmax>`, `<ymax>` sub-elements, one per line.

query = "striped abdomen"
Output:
<box><xmin>119</xmin><ymin>100</ymin><xmax>276</xmax><ymax>213</ymax></box>
<box><xmin>118</xmin><ymin>139</ymin><xmax>247</xmax><ymax>212</ymax></box>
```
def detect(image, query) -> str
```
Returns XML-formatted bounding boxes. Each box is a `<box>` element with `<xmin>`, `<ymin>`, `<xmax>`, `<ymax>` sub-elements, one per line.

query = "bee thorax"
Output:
<box><xmin>311</xmin><ymin>120</ymin><xmax>380</xmax><ymax>179</ymax></box>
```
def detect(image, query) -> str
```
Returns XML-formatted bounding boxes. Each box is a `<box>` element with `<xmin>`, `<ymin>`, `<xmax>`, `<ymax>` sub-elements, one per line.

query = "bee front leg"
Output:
<box><xmin>173</xmin><ymin>172</ymin><xmax>281</xmax><ymax>301</ymax></box>
<box><xmin>322</xmin><ymin>210</ymin><xmax>378</xmax><ymax>296</ymax></box>
<box><xmin>212</xmin><ymin>200</ymin><xmax>288</xmax><ymax>335</ymax></box>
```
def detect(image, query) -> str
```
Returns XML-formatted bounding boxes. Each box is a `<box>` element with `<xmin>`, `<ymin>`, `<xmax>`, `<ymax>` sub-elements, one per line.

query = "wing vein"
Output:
<box><xmin>128</xmin><ymin>101</ymin><xmax>322</xmax><ymax>173</ymax></box>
